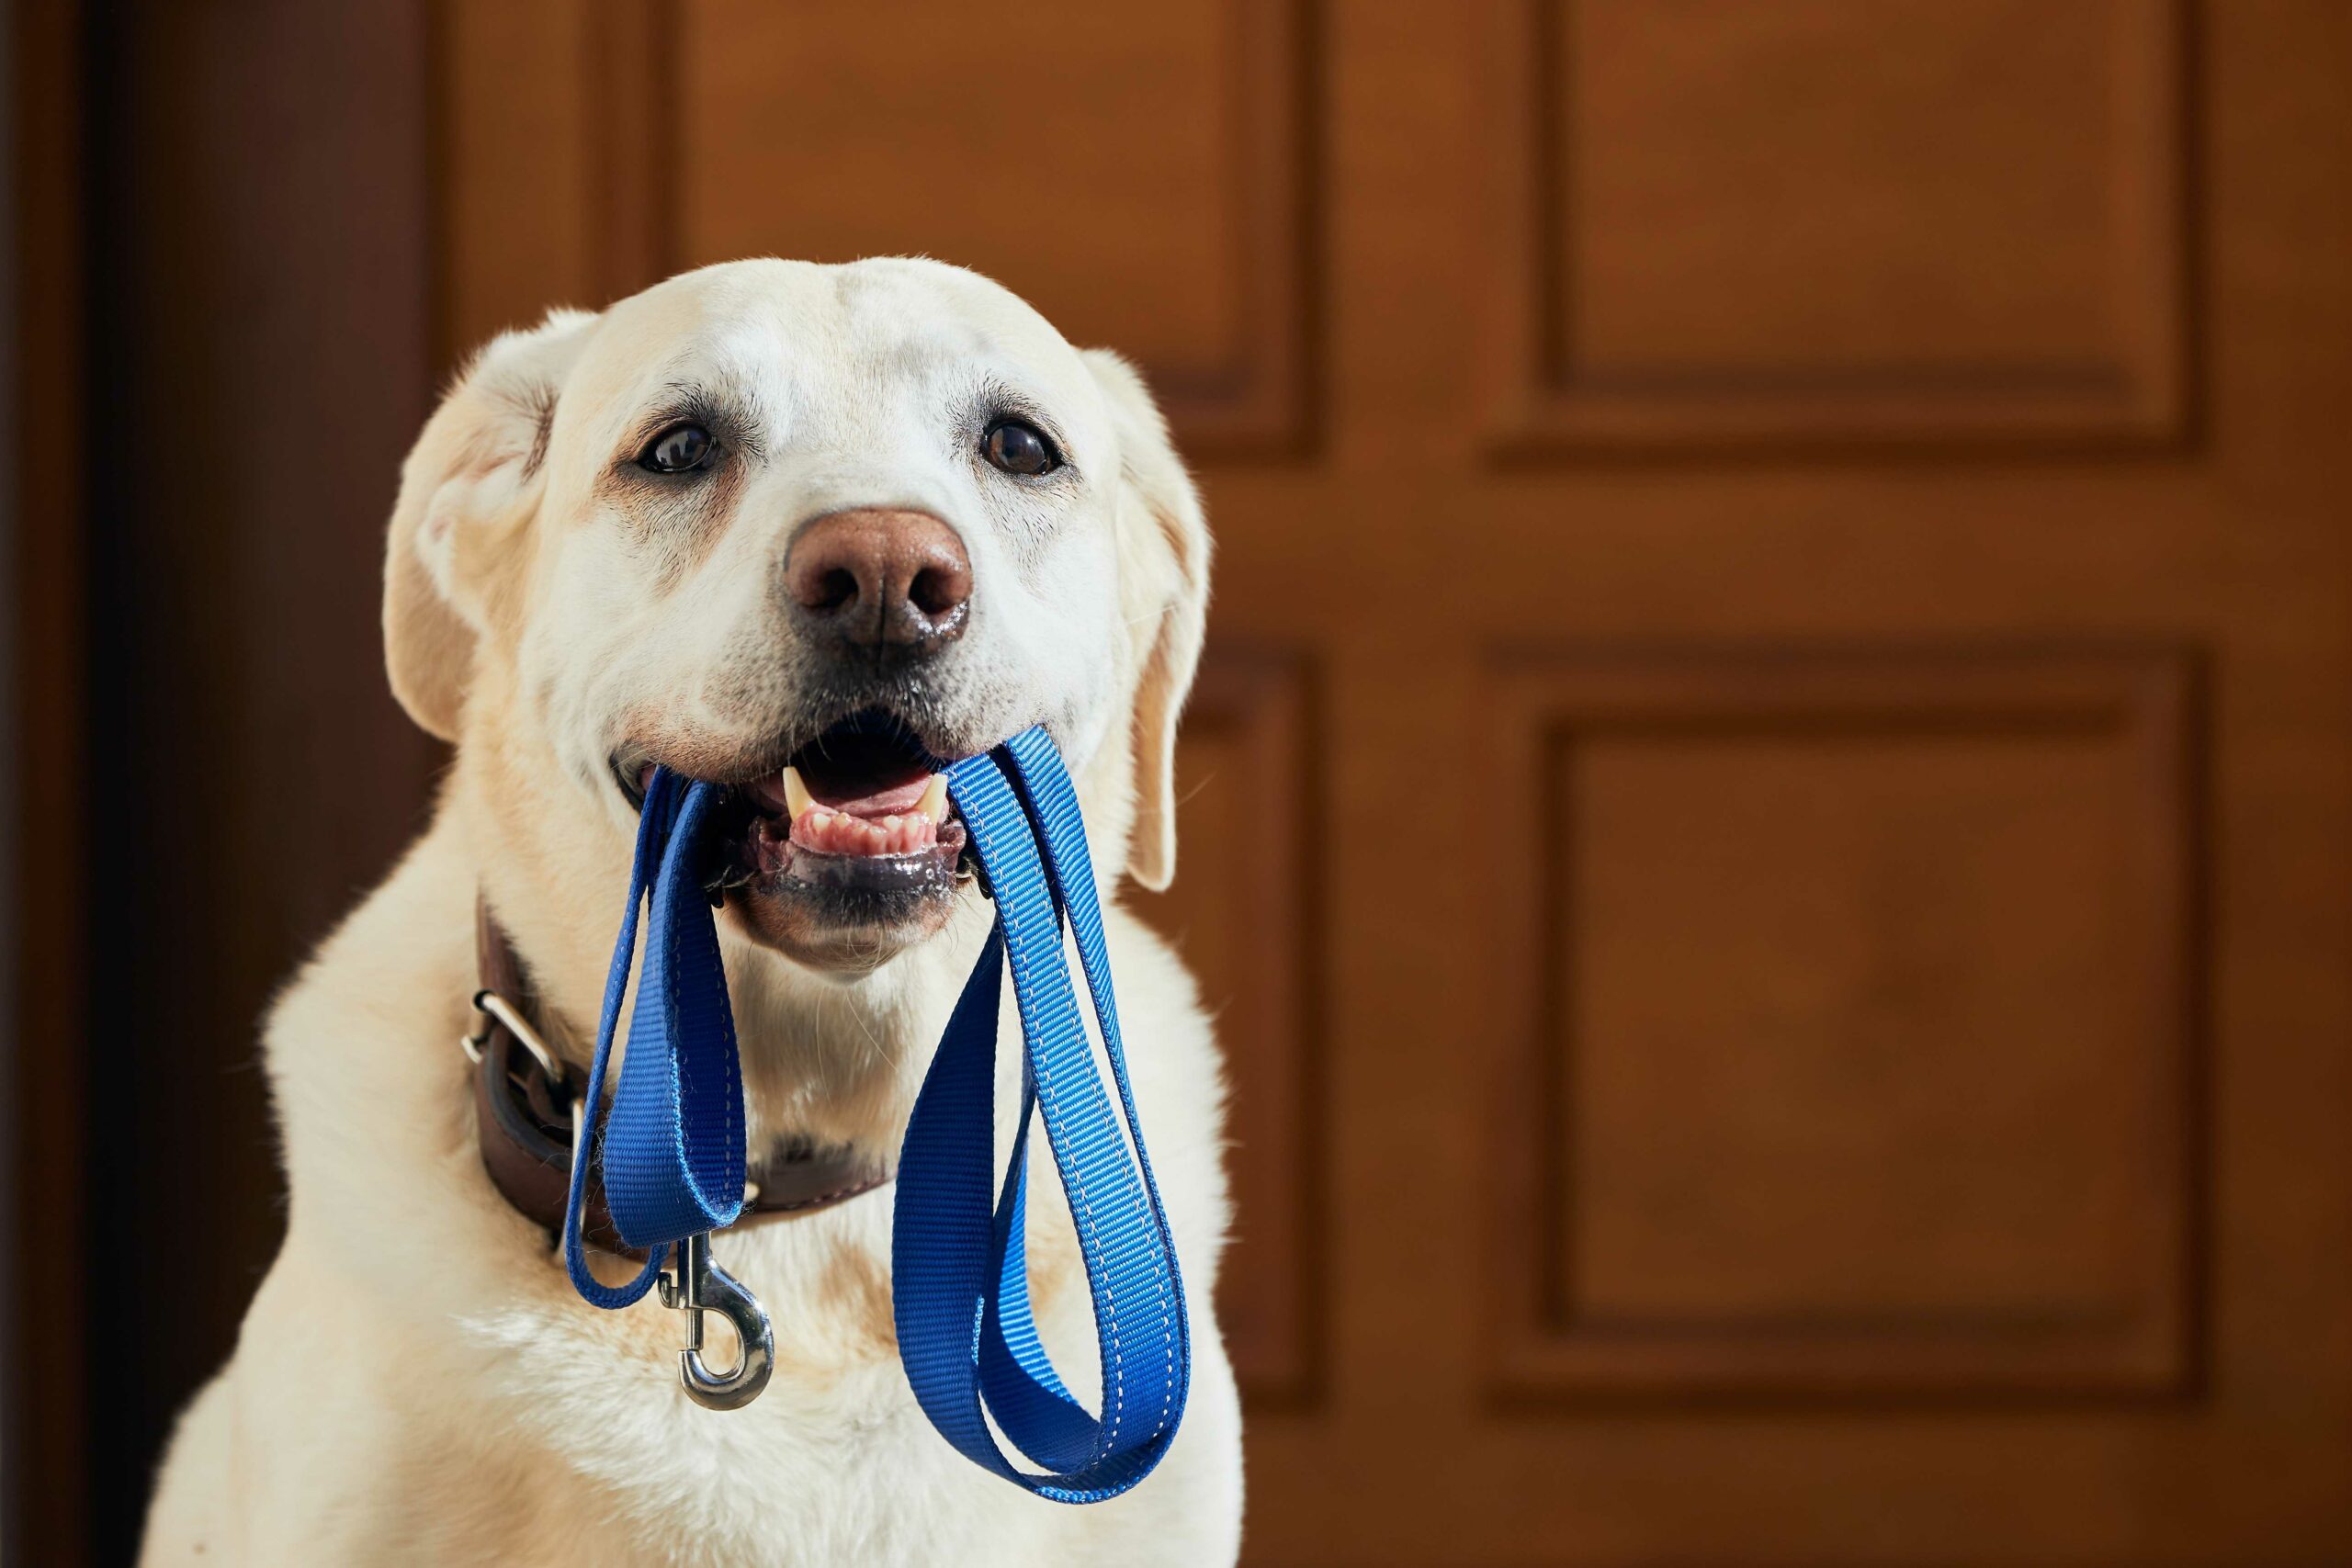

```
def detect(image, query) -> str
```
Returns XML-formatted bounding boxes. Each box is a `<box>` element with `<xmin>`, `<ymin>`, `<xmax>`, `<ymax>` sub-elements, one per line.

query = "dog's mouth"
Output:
<box><xmin>616</xmin><ymin>713</ymin><xmax>976</xmax><ymax>957</ymax></box>
<box><xmin>721</xmin><ymin>715</ymin><xmax>972</xmax><ymax>898</ymax></box>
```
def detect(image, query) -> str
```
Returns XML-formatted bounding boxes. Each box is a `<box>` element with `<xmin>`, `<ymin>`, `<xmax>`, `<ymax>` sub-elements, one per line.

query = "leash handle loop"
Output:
<box><xmin>892</xmin><ymin>731</ymin><xmax>1192</xmax><ymax>1504</ymax></box>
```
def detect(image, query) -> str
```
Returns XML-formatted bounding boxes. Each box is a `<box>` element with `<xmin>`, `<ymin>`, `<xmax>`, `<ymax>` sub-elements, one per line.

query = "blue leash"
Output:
<box><xmin>559</xmin><ymin>727</ymin><xmax>1191</xmax><ymax>1502</ymax></box>
<box><xmin>894</xmin><ymin>728</ymin><xmax>1191</xmax><ymax>1501</ymax></box>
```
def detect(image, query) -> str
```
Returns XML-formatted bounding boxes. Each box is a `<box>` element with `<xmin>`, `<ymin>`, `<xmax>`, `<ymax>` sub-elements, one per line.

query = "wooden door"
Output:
<box><xmin>437</xmin><ymin>3</ymin><xmax>2352</xmax><ymax>1560</ymax></box>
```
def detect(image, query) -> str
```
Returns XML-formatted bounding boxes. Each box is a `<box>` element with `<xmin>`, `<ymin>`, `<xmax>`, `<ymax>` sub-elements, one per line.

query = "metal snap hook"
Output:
<box><xmin>658</xmin><ymin>1232</ymin><xmax>775</xmax><ymax>1411</ymax></box>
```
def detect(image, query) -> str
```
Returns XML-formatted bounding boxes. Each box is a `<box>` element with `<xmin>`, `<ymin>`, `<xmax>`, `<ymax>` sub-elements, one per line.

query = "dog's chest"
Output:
<box><xmin>452</xmin><ymin>1226</ymin><xmax>1102</xmax><ymax>1566</ymax></box>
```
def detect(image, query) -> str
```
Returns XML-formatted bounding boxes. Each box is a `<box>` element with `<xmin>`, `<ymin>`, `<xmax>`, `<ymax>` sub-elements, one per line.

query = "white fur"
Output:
<box><xmin>139</xmin><ymin>259</ymin><xmax>1239</xmax><ymax>1566</ymax></box>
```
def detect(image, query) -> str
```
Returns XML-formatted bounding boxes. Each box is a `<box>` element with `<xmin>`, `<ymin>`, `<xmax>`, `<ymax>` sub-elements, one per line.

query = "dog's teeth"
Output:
<box><xmin>781</xmin><ymin>765</ymin><xmax>814</xmax><ymax>820</ymax></box>
<box><xmin>916</xmin><ymin>773</ymin><xmax>948</xmax><ymax>823</ymax></box>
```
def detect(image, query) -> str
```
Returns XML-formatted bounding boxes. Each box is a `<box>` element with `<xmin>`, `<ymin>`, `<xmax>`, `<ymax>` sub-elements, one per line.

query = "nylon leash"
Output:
<box><xmin>894</xmin><ymin>728</ymin><xmax>1191</xmax><ymax>1501</ymax></box>
<box><xmin>558</xmin><ymin>726</ymin><xmax>1191</xmax><ymax>1500</ymax></box>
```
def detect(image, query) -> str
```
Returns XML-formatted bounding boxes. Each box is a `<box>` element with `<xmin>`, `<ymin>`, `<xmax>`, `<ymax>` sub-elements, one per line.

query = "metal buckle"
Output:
<box><xmin>659</xmin><ymin>1232</ymin><xmax>775</xmax><ymax>1411</ymax></box>
<box><xmin>460</xmin><ymin>987</ymin><xmax>568</xmax><ymax>1086</ymax></box>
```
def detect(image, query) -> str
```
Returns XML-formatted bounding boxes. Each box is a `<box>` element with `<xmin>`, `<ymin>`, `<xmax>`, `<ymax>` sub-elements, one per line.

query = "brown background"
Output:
<box><xmin>13</xmin><ymin>3</ymin><xmax>2352</xmax><ymax>1564</ymax></box>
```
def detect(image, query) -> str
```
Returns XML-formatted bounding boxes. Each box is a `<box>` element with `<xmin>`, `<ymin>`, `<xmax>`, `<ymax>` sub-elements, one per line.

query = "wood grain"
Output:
<box><xmin>1485</xmin><ymin>0</ymin><xmax>2191</xmax><ymax>451</ymax></box>
<box><xmin>1128</xmin><ymin>646</ymin><xmax>1323</xmax><ymax>1406</ymax></box>
<box><xmin>1487</xmin><ymin>648</ymin><xmax>2199</xmax><ymax>1399</ymax></box>
<box><xmin>438</xmin><ymin>0</ymin><xmax>1317</xmax><ymax>451</ymax></box>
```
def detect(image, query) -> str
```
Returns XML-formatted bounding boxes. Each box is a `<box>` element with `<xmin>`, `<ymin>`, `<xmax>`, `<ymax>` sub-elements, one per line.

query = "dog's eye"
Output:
<box><xmin>981</xmin><ymin>419</ymin><xmax>1058</xmax><ymax>477</ymax></box>
<box><xmin>639</xmin><ymin>423</ymin><xmax>717</xmax><ymax>474</ymax></box>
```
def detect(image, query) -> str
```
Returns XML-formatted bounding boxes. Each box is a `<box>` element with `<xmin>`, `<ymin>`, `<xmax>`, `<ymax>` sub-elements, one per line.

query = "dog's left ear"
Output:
<box><xmin>1083</xmin><ymin>349</ymin><xmax>1213</xmax><ymax>892</ymax></box>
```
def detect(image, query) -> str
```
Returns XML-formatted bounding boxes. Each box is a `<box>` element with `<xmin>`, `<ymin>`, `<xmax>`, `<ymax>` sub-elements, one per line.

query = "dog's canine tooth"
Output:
<box><xmin>916</xmin><ymin>773</ymin><xmax>948</xmax><ymax>823</ymax></box>
<box><xmin>781</xmin><ymin>765</ymin><xmax>814</xmax><ymax>820</ymax></box>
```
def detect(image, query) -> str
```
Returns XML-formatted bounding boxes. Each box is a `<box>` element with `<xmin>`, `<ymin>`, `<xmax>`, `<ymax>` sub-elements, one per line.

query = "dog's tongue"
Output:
<box><xmin>735</xmin><ymin>725</ymin><xmax>956</xmax><ymax>858</ymax></box>
<box><xmin>786</xmin><ymin>765</ymin><xmax>948</xmax><ymax>856</ymax></box>
<box><xmin>791</xmin><ymin>728</ymin><xmax>934</xmax><ymax>818</ymax></box>
<box><xmin>742</xmin><ymin>742</ymin><xmax>953</xmax><ymax>858</ymax></box>
<box><xmin>807</xmin><ymin>773</ymin><xmax>933</xmax><ymax>817</ymax></box>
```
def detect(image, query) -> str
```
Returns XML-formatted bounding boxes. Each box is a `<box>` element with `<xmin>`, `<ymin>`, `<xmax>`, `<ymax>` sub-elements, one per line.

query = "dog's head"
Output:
<box><xmin>386</xmin><ymin>258</ymin><xmax>1208</xmax><ymax>974</ymax></box>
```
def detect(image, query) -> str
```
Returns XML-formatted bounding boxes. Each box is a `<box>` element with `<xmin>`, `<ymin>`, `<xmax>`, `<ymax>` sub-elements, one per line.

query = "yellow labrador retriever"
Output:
<box><xmin>138</xmin><ymin>258</ymin><xmax>1241</xmax><ymax>1566</ymax></box>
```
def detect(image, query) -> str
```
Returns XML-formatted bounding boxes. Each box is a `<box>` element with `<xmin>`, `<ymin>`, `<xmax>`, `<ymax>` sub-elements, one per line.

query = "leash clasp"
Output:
<box><xmin>658</xmin><ymin>1232</ymin><xmax>775</xmax><ymax>1411</ymax></box>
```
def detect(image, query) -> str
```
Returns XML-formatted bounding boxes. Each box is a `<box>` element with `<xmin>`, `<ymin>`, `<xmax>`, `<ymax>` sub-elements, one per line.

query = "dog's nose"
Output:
<box><xmin>785</xmin><ymin>508</ymin><xmax>972</xmax><ymax>655</ymax></box>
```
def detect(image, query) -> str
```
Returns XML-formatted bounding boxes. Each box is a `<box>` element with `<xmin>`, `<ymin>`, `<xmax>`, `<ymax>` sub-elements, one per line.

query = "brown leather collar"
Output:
<box><xmin>470</xmin><ymin>896</ymin><xmax>891</xmax><ymax>1259</ymax></box>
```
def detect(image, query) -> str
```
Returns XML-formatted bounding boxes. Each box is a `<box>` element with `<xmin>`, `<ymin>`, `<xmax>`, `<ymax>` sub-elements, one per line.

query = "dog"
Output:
<box><xmin>137</xmin><ymin>258</ymin><xmax>1241</xmax><ymax>1566</ymax></box>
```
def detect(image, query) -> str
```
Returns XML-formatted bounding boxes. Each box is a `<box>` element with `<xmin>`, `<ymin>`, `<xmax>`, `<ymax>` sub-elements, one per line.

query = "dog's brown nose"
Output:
<box><xmin>785</xmin><ymin>508</ymin><xmax>972</xmax><ymax>655</ymax></box>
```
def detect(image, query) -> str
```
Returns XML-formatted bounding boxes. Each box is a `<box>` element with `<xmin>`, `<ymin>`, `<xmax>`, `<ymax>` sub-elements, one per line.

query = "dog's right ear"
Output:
<box><xmin>383</xmin><ymin>308</ymin><xmax>597</xmax><ymax>739</ymax></box>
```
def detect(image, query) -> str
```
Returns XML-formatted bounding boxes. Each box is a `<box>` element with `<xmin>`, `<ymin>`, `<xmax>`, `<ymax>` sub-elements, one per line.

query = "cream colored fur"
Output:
<box><xmin>137</xmin><ymin>259</ymin><xmax>1240</xmax><ymax>1566</ymax></box>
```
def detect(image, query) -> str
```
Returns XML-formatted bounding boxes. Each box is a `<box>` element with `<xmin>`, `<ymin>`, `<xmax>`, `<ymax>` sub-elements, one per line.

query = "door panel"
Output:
<box><xmin>437</xmin><ymin>2</ymin><xmax>2352</xmax><ymax>1560</ymax></box>
<box><xmin>1488</xmin><ymin>650</ymin><xmax>2199</xmax><ymax>1399</ymax></box>
<box><xmin>441</xmin><ymin>0</ymin><xmax>1310</xmax><ymax>450</ymax></box>
<box><xmin>1487</xmin><ymin>0</ymin><xmax>2188</xmax><ymax>448</ymax></box>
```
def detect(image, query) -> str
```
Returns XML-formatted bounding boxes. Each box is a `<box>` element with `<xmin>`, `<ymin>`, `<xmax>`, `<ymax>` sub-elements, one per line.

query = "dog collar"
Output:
<box><xmin>463</xmin><ymin>895</ymin><xmax>891</xmax><ymax>1261</ymax></box>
